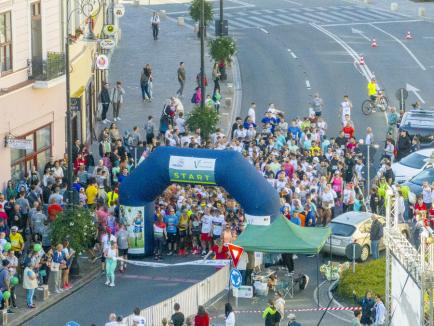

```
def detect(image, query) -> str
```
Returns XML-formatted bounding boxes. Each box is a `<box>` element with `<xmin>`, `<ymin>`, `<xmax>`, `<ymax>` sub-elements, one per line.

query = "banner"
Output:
<box><xmin>169</xmin><ymin>156</ymin><xmax>216</xmax><ymax>185</ymax></box>
<box><xmin>120</xmin><ymin>206</ymin><xmax>145</xmax><ymax>254</ymax></box>
<box><xmin>117</xmin><ymin>258</ymin><xmax>230</xmax><ymax>268</ymax></box>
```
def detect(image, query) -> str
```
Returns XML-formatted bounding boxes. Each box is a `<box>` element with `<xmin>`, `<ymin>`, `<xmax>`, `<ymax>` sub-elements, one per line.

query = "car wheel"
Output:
<box><xmin>359</xmin><ymin>245</ymin><xmax>370</xmax><ymax>262</ymax></box>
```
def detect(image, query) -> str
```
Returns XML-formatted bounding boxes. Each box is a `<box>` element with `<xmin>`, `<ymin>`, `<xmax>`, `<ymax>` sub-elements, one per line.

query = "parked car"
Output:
<box><xmin>392</xmin><ymin>148</ymin><xmax>434</xmax><ymax>183</ymax></box>
<box><xmin>322</xmin><ymin>212</ymin><xmax>410</xmax><ymax>262</ymax></box>
<box><xmin>403</xmin><ymin>167</ymin><xmax>434</xmax><ymax>199</ymax></box>
<box><xmin>398</xmin><ymin>110</ymin><xmax>434</xmax><ymax>148</ymax></box>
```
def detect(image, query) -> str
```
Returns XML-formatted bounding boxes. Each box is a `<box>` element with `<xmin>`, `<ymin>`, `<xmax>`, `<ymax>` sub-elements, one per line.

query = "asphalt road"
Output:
<box><xmin>24</xmin><ymin>262</ymin><xmax>216</xmax><ymax>326</ymax></box>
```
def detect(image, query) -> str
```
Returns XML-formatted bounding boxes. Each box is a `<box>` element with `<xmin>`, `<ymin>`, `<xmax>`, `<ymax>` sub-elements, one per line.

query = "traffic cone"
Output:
<box><xmin>371</xmin><ymin>38</ymin><xmax>377</xmax><ymax>48</ymax></box>
<box><xmin>359</xmin><ymin>55</ymin><xmax>365</xmax><ymax>65</ymax></box>
<box><xmin>405</xmin><ymin>31</ymin><xmax>413</xmax><ymax>40</ymax></box>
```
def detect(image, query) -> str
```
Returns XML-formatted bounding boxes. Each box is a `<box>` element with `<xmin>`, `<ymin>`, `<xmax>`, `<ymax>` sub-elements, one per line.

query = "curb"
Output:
<box><xmin>227</xmin><ymin>54</ymin><xmax>242</xmax><ymax>138</ymax></box>
<box><xmin>8</xmin><ymin>264</ymin><xmax>100</xmax><ymax>326</ymax></box>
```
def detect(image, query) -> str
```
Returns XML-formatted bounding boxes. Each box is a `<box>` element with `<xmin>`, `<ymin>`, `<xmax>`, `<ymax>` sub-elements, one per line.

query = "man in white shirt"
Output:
<box><xmin>150</xmin><ymin>12</ymin><xmax>160</xmax><ymax>40</ymax></box>
<box><xmin>365</xmin><ymin>127</ymin><xmax>374</xmax><ymax>145</ymax></box>
<box><xmin>247</xmin><ymin>102</ymin><xmax>256</xmax><ymax>123</ymax></box>
<box><xmin>105</xmin><ymin>313</ymin><xmax>118</xmax><ymax>326</ymax></box>
<box><xmin>132</xmin><ymin>307</ymin><xmax>146</xmax><ymax>325</ymax></box>
<box><xmin>340</xmin><ymin>95</ymin><xmax>352</xmax><ymax>126</ymax></box>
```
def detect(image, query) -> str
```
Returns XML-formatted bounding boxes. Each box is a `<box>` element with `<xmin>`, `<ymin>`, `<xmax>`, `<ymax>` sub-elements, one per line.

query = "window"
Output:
<box><xmin>0</xmin><ymin>11</ymin><xmax>12</xmax><ymax>74</ymax></box>
<box><xmin>329</xmin><ymin>222</ymin><xmax>356</xmax><ymax>237</ymax></box>
<box><xmin>399</xmin><ymin>152</ymin><xmax>427</xmax><ymax>170</ymax></box>
<box><xmin>10</xmin><ymin>124</ymin><xmax>52</xmax><ymax>181</ymax></box>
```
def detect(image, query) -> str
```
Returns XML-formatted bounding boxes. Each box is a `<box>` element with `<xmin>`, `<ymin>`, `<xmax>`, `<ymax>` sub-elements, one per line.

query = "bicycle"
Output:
<box><xmin>361</xmin><ymin>90</ymin><xmax>389</xmax><ymax>115</ymax></box>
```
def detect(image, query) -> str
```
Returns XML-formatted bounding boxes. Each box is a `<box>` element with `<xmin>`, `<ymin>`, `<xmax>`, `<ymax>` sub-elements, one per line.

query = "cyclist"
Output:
<box><xmin>367</xmin><ymin>77</ymin><xmax>378</xmax><ymax>101</ymax></box>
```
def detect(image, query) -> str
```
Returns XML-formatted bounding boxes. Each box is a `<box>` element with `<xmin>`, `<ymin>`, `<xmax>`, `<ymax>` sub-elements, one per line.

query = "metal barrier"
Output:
<box><xmin>123</xmin><ymin>265</ymin><xmax>229</xmax><ymax>325</ymax></box>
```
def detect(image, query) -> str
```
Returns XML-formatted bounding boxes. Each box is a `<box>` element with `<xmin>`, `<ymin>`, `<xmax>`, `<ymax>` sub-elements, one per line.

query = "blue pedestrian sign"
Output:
<box><xmin>66</xmin><ymin>322</ymin><xmax>80</xmax><ymax>326</ymax></box>
<box><xmin>230</xmin><ymin>268</ymin><xmax>242</xmax><ymax>288</ymax></box>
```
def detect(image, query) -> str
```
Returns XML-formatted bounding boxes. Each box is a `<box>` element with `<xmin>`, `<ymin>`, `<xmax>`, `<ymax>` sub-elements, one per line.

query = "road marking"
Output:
<box><xmin>351</xmin><ymin>27</ymin><xmax>371</xmax><ymax>41</ymax></box>
<box><xmin>321</xmin><ymin>19</ymin><xmax>421</xmax><ymax>27</ymax></box>
<box><xmin>259</xmin><ymin>27</ymin><xmax>269</xmax><ymax>34</ymax></box>
<box><xmin>423</xmin><ymin>36</ymin><xmax>434</xmax><ymax>39</ymax></box>
<box><xmin>283</xmin><ymin>0</ymin><xmax>302</xmax><ymax>5</ymax></box>
<box><xmin>249</xmin><ymin>15</ymin><xmax>278</xmax><ymax>26</ymax></box>
<box><xmin>406</xmin><ymin>83</ymin><xmax>425</xmax><ymax>104</ymax></box>
<box><xmin>305</xmin><ymin>80</ymin><xmax>311</xmax><ymax>89</ymax></box>
<box><xmin>369</xmin><ymin>23</ymin><xmax>426</xmax><ymax>71</ymax></box>
<box><xmin>287</xmin><ymin>49</ymin><xmax>298</xmax><ymax>59</ymax></box>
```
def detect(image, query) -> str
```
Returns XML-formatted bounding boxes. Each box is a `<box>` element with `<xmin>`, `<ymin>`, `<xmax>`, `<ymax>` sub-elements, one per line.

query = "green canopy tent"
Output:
<box><xmin>234</xmin><ymin>215</ymin><xmax>331</xmax><ymax>254</ymax></box>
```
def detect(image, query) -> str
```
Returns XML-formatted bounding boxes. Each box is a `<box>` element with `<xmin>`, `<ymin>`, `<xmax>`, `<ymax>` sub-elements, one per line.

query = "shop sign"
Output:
<box><xmin>100</xmin><ymin>39</ymin><xmax>116</xmax><ymax>50</ymax></box>
<box><xmin>114</xmin><ymin>4</ymin><xmax>125</xmax><ymax>17</ymax></box>
<box><xmin>95</xmin><ymin>54</ymin><xmax>109</xmax><ymax>70</ymax></box>
<box><xmin>6</xmin><ymin>137</ymin><xmax>33</xmax><ymax>150</ymax></box>
<box><xmin>70</xmin><ymin>97</ymin><xmax>81</xmax><ymax>111</ymax></box>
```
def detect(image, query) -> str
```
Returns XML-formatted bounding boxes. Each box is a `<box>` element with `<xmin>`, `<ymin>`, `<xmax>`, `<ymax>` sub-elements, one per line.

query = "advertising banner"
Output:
<box><xmin>168</xmin><ymin>155</ymin><xmax>216</xmax><ymax>185</ymax></box>
<box><xmin>120</xmin><ymin>206</ymin><xmax>145</xmax><ymax>255</ymax></box>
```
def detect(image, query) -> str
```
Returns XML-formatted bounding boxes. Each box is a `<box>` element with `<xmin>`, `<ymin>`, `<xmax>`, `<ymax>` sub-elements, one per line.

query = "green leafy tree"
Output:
<box><xmin>51</xmin><ymin>207</ymin><xmax>97</xmax><ymax>254</ymax></box>
<box><xmin>186</xmin><ymin>105</ymin><xmax>219</xmax><ymax>140</ymax></box>
<box><xmin>208</xmin><ymin>36</ymin><xmax>237</xmax><ymax>64</ymax></box>
<box><xmin>189</xmin><ymin>0</ymin><xmax>214</xmax><ymax>26</ymax></box>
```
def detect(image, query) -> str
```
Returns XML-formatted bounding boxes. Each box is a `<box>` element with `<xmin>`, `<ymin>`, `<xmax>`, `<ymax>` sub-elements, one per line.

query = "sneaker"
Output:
<box><xmin>117</xmin><ymin>117</ymin><xmax>122</xmax><ymax>121</ymax></box>
<box><xmin>27</xmin><ymin>304</ymin><xmax>35</xmax><ymax>309</ymax></box>
<box><xmin>201</xmin><ymin>251</ymin><xmax>206</xmax><ymax>256</ymax></box>
<box><xmin>113</xmin><ymin>117</ymin><xmax>118</xmax><ymax>122</ymax></box>
<box><xmin>109</xmin><ymin>283</ymin><xmax>115</xmax><ymax>287</ymax></box>
<box><xmin>167</xmin><ymin>251</ymin><xmax>173</xmax><ymax>256</ymax></box>
<box><xmin>105</xmin><ymin>280</ymin><xmax>110</xmax><ymax>286</ymax></box>
<box><xmin>7</xmin><ymin>309</ymin><xmax>14</xmax><ymax>314</ymax></box>
<box><xmin>55</xmin><ymin>289</ymin><xmax>63</xmax><ymax>294</ymax></box>
<box><xmin>293</xmin><ymin>254</ymin><xmax>298</xmax><ymax>259</ymax></box>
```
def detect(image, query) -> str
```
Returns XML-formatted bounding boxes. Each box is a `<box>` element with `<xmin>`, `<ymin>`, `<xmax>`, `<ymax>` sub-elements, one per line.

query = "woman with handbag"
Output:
<box><xmin>51</xmin><ymin>244</ymin><xmax>67</xmax><ymax>293</ymax></box>
<box><xmin>23</xmin><ymin>261</ymin><xmax>38</xmax><ymax>308</ymax></box>
<box><xmin>104</xmin><ymin>241</ymin><xmax>118</xmax><ymax>287</ymax></box>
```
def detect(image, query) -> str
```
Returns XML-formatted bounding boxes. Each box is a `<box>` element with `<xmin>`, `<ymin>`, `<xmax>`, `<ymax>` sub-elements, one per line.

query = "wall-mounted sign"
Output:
<box><xmin>114</xmin><ymin>4</ymin><xmax>125</xmax><ymax>17</ymax></box>
<box><xmin>103</xmin><ymin>24</ymin><xmax>118</xmax><ymax>36</ymax></box>
<box><xmin>6</xmin><ymin>137</ymin><xmax>33</xmax><ymax>150</ymax></box>
<box><xmin>70</xmin><ymin>97</ymin><xmax>81</xmax><ymax>112</ymax></box>
<box><xmin>99</xmin><ymin>39</ymin><xmax>116</xmax><ymax>50</ymax></box>
<box><xmin>95</xmin><ymin>54</ymin><xmax>109</xmax><ymax>70</ymax></box>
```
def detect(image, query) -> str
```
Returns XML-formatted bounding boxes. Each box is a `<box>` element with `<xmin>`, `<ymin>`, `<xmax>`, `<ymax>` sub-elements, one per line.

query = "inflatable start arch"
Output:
<box><xmin>119</xmin><ymin>147</ymin><xmax>280</xmax><ymax>221</ymax></box>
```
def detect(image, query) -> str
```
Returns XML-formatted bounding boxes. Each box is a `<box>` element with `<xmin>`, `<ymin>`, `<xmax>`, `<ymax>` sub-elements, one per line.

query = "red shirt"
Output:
<box><xmin>414</xmin><ymin>202</ymin><xmax>427</xmax><ymax>216</ymax></box>
<box><xmin>48</xmin><ymin>204</ymin><xmax>63</xmax><ymax>222</ymax></box>
<box><xmin>342</xmin><ymin>125</ymin><xmax>354</xmax><ymax>139</ymax></box>
<box><xmin>211</xmin><ymin>245</ymin><xmax>229</xmax><ymax>260</ymax></box>
<box><xmin>0</xmin><ymin>211</ymin><xmax>8</xmax><ymax>221</ymax></box>
<box><xmin>194</xmin><ymin>313</ymin><xmax>210</xmax><ymax>326</ymax></box>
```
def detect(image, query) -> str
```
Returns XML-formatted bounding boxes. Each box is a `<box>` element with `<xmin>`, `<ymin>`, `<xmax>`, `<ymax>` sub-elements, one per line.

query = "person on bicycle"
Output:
<box><xmin>367</xmin><ymin>77</ymin><xmax>378</xmax><ymax>102</ymax></box>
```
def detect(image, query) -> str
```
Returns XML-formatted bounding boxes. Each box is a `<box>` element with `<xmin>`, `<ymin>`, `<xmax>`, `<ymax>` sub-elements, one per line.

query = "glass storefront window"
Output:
<box><xmin>36</xmin><ymin>150</ymin><xmax>51</xmax><ymax>175</ymax></box>
<box><xmin>36</xmin><ymin>126</ymin><xmax>51</xmax><ymax>151</ymax></box>
<box><xmin>26</xmin><ymin>134</ymin><xmax>34</xmax><ymax>154</ymax></box>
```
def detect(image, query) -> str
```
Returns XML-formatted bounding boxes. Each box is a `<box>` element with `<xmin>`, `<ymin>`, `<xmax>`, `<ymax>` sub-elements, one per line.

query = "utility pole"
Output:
<box><xmin>219</xmin><ymin>0</ymin><xmax>223</xmax><ymax>37</ymax></box>
<box><xmin>65</xmin><ymin>29</ymin><xmax>74</xmax><ymax>208</ymax></box>
<box><xmin>200</xmin><ymin>0</ymin><xmax>205</xmax><ymax>110</ymax></box>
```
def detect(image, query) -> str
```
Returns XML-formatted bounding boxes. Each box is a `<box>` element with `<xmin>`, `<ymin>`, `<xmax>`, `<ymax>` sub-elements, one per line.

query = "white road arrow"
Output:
<box><xmin>351</xmin><ymin>27</ymin><xmax>371</xmax><ymax>42</ymax></box>
<box><xmin>406</xmin><ymin>83</ymin><xmax>425</xmax><ymax>104</ymax></box>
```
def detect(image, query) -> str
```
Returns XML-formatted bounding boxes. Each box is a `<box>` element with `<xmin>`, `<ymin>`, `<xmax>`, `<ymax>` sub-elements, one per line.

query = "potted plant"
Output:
<box><xmin>186</xmin><ymin>104</ymin><xmax>220</xmax><ymax>140</ymax></box>
<box><xmin>208</xmin><ymin>36</ymin><xmax>236</xmax><ymax>81</ymax></box>
<box><xmin>50</xmin><ymin>207</ymin><xmax>97</xmax><ymax>276</ymax></box>
<box><xmin>189</xmin><ymin>0</ymin><xmax>213</xmax><ymax>38</ymax></box>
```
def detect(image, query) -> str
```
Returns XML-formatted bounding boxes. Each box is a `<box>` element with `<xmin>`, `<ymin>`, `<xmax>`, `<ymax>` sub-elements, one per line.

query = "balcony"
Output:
<box><xmin>28</xmin><ymin>52</ymin><xmax>66</xmax><ymax>88</ymax></box>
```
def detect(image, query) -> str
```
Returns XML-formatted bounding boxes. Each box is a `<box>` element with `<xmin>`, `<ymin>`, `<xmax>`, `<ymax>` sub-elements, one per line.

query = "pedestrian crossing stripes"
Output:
<box><xmin>170</xmin><ymin>5</ymin><xmax>409</xmax><ymax>31</ymax></box>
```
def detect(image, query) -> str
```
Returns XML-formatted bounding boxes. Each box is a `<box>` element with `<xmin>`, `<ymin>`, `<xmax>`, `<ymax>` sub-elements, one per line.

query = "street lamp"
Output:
<box><xmin>65</xmin><ymin>0</ymin><xmax>102</xmax><ymax>206</ymax></box>
<box><xmin>219</xmin><ymin>0</ymin><xmax>224</xmax><ymax>37</ymax></box>
<box><xmin>199</xmin><ymin>0</ymin><xmax>205</xmax><ymax>110</ymax></box>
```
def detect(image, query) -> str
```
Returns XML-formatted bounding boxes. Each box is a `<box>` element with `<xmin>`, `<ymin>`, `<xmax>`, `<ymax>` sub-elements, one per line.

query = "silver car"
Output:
<box><xmin>322</xmin><ymin>212</ymin><xmax>410</xmax><ymax>262</ymax></box>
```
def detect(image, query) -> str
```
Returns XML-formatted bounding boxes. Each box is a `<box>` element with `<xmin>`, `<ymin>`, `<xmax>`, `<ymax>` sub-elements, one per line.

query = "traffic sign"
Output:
<box><xmin>230</xmin><ymin>268</ymin><xmax>242</xmax><ymax>288</ymax></box>
<box><xmin>227</xmin><ymin>243</ymin><xmax>244</xmax><ymax>268</ymax></box>
<box><xmin>114</xmin><ymin>4</ymin><xmax>125</xmax><ymax>17</ymax></box>
<box><xmin>395</xmin><ymin>88</ymin><xmax>408</xmax><ymax>101</ymax></box>
<box><xmin>233</xmin><ymin>285</ymin><xmax>253</xmax><ymax>298</ymax></box>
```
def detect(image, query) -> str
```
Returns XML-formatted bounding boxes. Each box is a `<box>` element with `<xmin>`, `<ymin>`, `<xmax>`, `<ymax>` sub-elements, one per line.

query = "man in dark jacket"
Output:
<box><xmin>370</xmin><ymin>214</ymin><xmax>383</xmax><ymax>260</ymax></box>
<box><xmin>396</xmin><ymin>130</ymin><xmax>412</xmax><ymax>160</ymax></box>
<box><xmin>100</xmin><ymin>82</ymin><xmax>111</xmax><ymax>124</ymax></box>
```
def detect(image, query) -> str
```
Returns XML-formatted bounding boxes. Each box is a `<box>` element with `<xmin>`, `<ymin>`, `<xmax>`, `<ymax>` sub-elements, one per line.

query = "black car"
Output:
<box><xmin>399</xmin><ymin>110</ymin><xmax>434</xmax><ymax>148</ymax></box>
<box><xmin>403</xmin><ymin>167</ymin><xmax>434</xmax><ymax>196</ymax></box>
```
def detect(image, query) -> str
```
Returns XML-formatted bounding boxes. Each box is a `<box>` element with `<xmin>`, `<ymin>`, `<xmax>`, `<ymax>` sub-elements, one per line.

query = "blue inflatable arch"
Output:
<box><xmin>119</xmin><ymin>147</ymin><xmax>280</xmax><ymax>217</ymax></box>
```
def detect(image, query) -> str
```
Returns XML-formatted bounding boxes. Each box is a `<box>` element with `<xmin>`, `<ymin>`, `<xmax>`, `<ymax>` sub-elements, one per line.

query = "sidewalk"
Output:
<box><xmin>6</xmin><ymin>256</ymin><xmax>99</xmax><ymax>326</ymax></box>
<box><xmin>347</xmin><ymin>0</ymin><xmax>434</xmax><ymax>21</ymax></box>
<box><xmin>98</xmin><ymin>3</ymin><xmax>239</xmax><ymax>147</ymax></box>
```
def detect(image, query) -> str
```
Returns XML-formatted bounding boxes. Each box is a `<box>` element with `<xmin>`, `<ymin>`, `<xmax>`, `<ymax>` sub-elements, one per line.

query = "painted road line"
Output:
<box><xmin>259</xmin><ymin>27</ymin><xmax>269</xmax><ymax>34</ymax></box>
<box><xmin>283</xmin><ymin>0</ymin><xmax>302</xmax><ymax>5</ymax></box>
<box><xmin>301</xmin><ymin>11</ymin><xmax>334</xmax><ymax>23</ymax></box>
<box><xmin>288</xmin><ymin>49</ymin><xmax>298</xmax><ymax>59</ymax></box>
<box><xmin>248</xmin><ymin>15</ymin><xmax>278</xmax><ymax>26</ymax></box>
<box><xmin>351</xmin><ymin>27</ymin><xmax>371</xmax><ymax>42</ymax></box>
<box><xmin>369</xmin><ymin>23</ymin><xmax>426</xmax><ymax>71</ymax></box>
<box><xmin>234</xmin><ymin>17</ymin><xmax>262</xmax><ymax>28</ymax></box>
<box><xmin>406</xmin><ymin>83</ymin><xmax>426</xmax><ymax>104</ymax></box>
<box><xmin>261</xmin><ymin>14</ymin><xmax>297</xmax><ymax>25</ymax></box>
<box><xmin>305</xmin><ymin>80</ymin><xmax>311</xmax><ymax>89</ymax></box>
<box><xmin>320</xmin><ymin>19</ymin><xmax>421</xmax><ymax>27</ymax></box>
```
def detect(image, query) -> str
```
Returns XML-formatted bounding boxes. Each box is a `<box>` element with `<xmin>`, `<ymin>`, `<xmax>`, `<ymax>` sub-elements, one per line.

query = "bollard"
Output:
<box><xmin>35</xmin><ymin>285</ymin><xmax>49</xmax><ymax>302</ymax></box>
<box><xmin>0</xmin><ymin>309</ymin><xmax>7</xmax><ymax>325</ymax></box>
<box><xmin>390</xmin><ymin>2</ymin><xmax>398</xmax><ymax>11</ymax></box>
<box><xmin>419</xmin><ymin>7</ymin><xmax>426</xmax><ymax>17</ymax></box>
<box><xmin>177</xmin><ymin>17</ymin><xmax>185</xmax><ymax>26</ymax></box>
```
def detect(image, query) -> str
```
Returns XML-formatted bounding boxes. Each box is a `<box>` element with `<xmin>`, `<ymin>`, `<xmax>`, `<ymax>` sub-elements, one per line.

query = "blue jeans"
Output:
<box><xmin>141</xmin><ymin>83</ymin><xmax>152</xmax><ymax>99</ymax></box>
<box><xmin>371</xmin><ymin>240</ymin><xmax>380</xmax><ymax>259</ymax></box>
<box><xmin>26</xmin><ymin>288</ymin><xmax>35</xmax><ymax>306</ymax></box>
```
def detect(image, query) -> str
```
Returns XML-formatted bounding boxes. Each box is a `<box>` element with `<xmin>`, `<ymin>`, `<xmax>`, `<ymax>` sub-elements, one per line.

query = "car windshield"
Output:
<box><xmin>399</xmin><ymin>153</ymin><xmax>426</xmax><ymax>169</ymax></box>
<box><xmin>410</xmin><ymin>169</ymin><xmax>434</xmax><ymax>186</ymax></box>
<box><xmin>329</xmin><ymin>222</ymin><xmax>356</xmax><ymax>237</ymax></box>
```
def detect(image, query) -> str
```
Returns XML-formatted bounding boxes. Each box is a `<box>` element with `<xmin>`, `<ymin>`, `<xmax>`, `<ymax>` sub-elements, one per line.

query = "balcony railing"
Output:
<box><xmin>28</xmin><ymin>52</ymin><xmax>66</xmax><ymax>81</ymax></box>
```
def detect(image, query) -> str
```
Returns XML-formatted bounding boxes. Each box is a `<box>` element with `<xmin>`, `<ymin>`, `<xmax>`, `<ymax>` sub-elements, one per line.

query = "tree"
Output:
<box><xmin>51</xmin><ymin>207</ymin><xmax>97</xmax><ymax>254</ymax></box>
<box><xmin>208</xmin><ymin>36</ymin><xmax>237</xmax><ymax>64</ymax></box>
<box><xmin>189</xmin><ymin>0</ymin><xmax>214</xmax><ymax>26</ymax></box>
<box><xmin>186</xmin><ymin>105</ymin><xmax>219</xmax><ymax>140</ymax></box>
